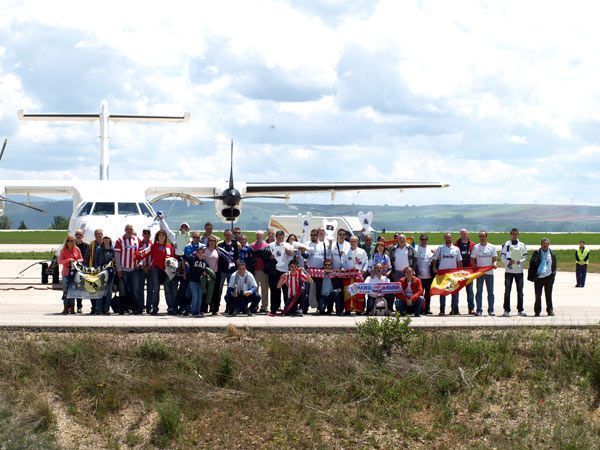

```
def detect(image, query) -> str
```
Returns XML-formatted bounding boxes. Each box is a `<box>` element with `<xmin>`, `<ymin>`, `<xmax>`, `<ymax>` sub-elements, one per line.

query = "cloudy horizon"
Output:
<box><xmin>1</xmin><ymin>1</ymin><xmax>600</xmax><ymax>206</ymax></box>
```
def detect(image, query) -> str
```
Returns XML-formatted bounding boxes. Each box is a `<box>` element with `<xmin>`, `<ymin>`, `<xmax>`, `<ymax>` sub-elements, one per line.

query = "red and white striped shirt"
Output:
<box><xmin>137</xmin><ymin>238</ymin><xmax>153</xmax><ymax>268</ymax></box>
<box><xmin>114</xmin><ymin>234</ymin><xmax>141</xmax><ymax>271</ymax></box>
<box><xmin>282</xmin><ymin>270</ymin><xmax>308</xmax><ymax>299</ymax></box>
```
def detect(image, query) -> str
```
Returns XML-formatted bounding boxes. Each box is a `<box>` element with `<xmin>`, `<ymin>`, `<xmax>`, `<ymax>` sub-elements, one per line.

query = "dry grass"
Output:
<box><xmin>0</xmin><ymin>328</ymin><xmax>599</xmax><ymax>449</ymax></box>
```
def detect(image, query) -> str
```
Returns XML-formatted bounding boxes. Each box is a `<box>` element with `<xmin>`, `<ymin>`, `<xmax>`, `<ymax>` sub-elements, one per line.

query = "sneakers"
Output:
<box><xmin>76</xmin><ymin>307</ymin><xmax>82</xmax><ymax>314</ymax></box>
<box><xmin>488</xmin><ymin>312</ymin><xmax>495</xmax><ymax>316</ymax></box>
<box><xmin>476</xmin><ymin>311</ymin><xmax>483</xmax><ymax>317</ymax></box>
<box><xmin>518</xmin><ymin>311</ymin><xmax>527</xmax><ymax>317</ymax></box>
<box><xmin>502</xmin><ymin>311</ymin><xmax>510</xmax><ymax>317</ymax></box>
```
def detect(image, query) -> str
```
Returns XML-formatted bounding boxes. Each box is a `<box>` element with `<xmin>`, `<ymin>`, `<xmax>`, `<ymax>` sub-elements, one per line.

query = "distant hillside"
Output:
<box><xmin>3</xmin><ymin>198</ymin><xmax>600</xmax><ymax>232</ymax></box>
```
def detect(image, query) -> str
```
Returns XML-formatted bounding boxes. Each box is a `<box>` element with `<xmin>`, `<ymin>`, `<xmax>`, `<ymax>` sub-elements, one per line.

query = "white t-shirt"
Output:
<box><xmin>416</xmin><ymin>246</ymin><xmax>434</xmax><ymax>279</ymax></box>
<box><xmin>330</xmin><ymin>240</ymin><xmax>351</xmax><ymax>270</ymax></box>
<box><xmin>270</xmin><ymin>241</ymin><xmax>294</xmax><ymax>272</ymax></box>
<box><xmin>344</xmin><ymin>247</ymin><xmax>369</xmax><ymax>271</ymax></box>
<box><xmin>306</xmin><ymin>241</ymin><xmax>328</xmax><ymax>268</ymax></box>
<box><xmin>393</xmin><ymin>245</ymin><xmax>410</xmax><ymax>271</ymax></box>
<box><xmin>434</xmin><ymin>245</ymin><xmax>462</xmax><ymax>270</ymax></box>
<box><xmin>472</xmin><ymin>243</ymin><xmax>497</xmax><ymax>275</ymax></box>
<box><xmin>364</xmin><ymin>274</ymin><xmax>391</xmax><ymax>297</ymax></box>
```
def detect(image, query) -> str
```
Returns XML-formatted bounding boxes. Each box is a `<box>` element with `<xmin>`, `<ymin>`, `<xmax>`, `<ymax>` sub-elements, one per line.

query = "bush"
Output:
<box><xmin>138</xmin><ymin>339</ymin><xmax>169</xmax><ymax>361</ymax></box>
<box><xmin>216</xmin><ymin>351</ymin><xmax>235</xmax><ymax>387</ymax></box>
<box><xmin>357</xmin><ymin>314</ymin><xmax>414</xmax><ymax>362</ymax></box>
<box><xmin>153</xmin><ymin>393</ymin><xmax>181</xmax><ymax>446</ymax></box>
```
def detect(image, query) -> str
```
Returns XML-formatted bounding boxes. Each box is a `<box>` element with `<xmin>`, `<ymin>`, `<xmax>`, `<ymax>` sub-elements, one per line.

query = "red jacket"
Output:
<box><xmin>397</xmin><ymin>276</ymin><xmax>424</xmax><ymax>302</ymax></box>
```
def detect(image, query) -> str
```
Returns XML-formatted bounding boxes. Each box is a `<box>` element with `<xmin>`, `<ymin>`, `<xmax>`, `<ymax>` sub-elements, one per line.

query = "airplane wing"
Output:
<box><xmin>244</xmin><ymin>181</ymin><xmax>448</xmax><ymax>196</ymax></box>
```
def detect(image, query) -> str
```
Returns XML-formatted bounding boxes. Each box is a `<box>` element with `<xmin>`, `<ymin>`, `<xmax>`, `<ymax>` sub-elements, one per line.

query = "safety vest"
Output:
<box><xmin>576</xmin><ymin>247</ymin><xmax>590</xmax><ymax>265</ymax></box>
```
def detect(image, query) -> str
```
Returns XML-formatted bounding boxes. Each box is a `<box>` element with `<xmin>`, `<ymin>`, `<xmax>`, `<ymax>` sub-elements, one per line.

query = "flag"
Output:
<box><xmin>430</xmin><ymin>266</ymin><xmax>494</xmax><ymax>296</ymax></box>
<box><xmin>66</xmin><ymin>261</ymin><xmax>114</xmax><ymax>300</ymax></box>
<box><xmin>347</xmin><ymin>282</ymin><xmax>403</xmax><ymax>296</ymax></box>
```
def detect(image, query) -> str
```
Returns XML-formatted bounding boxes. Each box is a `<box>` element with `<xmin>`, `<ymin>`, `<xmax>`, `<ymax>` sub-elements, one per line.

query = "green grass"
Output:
<box><xmin>0</xmin><ymin>251</ymin><xmax>56</xmax><ymax>260</ymax></box>
<box><xmin>0</xmin><ymin>230</ymin><xmax>66</xmax><ymax>244</ymax></box>
<box><xmin>0</xmin><ymin>329</ymin><xmax>599</xmax><ymax>448</ymax></box>
<box><xmin>381</xmin><ymin>232</ymin><xmax>600</xmax><ymax>245</ymax></box>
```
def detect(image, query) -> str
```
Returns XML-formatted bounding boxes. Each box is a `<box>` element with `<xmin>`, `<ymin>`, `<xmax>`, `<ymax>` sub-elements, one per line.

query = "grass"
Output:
<box><xmin>0</xmin><ymin>230</ymin><xmax>66</xmax><ymax>244</ymax></box>
<box><xmin>0</xmin><ymin>251</ymin><xmax>56</xmax><ymax>260</ymax></box>
<box><xmin>0</xmin><ymin>329</ymin><xmax>599</xmax><ymax>448</ymax></box>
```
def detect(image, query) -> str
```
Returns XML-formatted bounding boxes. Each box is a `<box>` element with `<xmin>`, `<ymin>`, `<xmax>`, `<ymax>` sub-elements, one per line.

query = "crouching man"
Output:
<box><xmin>395</xmin><ymin>267</ymin><xmax>425</xmax><ymax>317</ymax></box>
<box><xmin>225</xmin><ymin>261</ymin><xmax>261</xmax><ymax>316</ymax></box>
<box><xmin>364</xmin><ymin>263</ymin><xmax>395</xmax><ymax>316</ymax></box>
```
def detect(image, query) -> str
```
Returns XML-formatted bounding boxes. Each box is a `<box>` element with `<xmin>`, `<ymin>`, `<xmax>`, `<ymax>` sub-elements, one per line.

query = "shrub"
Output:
<box><xmin>357</xmin><ymin>314</ymin><xmax>414</xmax><ymax>362</ymax></box>
<box><xmin>216</xmin><ymin>351</ymin><xmax>235</xmax><ymax>387</ymax></box>
<box><xmin>153</xmin><ymin>393</ymin><xmax>181</xmax><ymax>446</ymax></box>
<box><xmin>138</xmin><ymin>339</ymin><xmax>169</xmax><ymax>361</ymax></box>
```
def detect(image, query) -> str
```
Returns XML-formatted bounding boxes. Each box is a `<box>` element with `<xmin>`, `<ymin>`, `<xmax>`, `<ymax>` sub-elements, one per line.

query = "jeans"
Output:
<box><xmin>463</xmin><ymin>282</ymin><xmax>475</xmax><ymax>312</ymax></box>
<box><xmin>98</xmin><ymin>280</ymin><xmax>113</xmax><ymax>314</ymax></box>
<box><xmin>138</xmin><ymin>268</ymin><xmax>154</xmax><ymax>312</ymax></box>
<box><xmin>440</xmin><ymin>293</ymin><xmax>459</xmax><ymax>313</ymax></box>
<box><xmin>268</xmin><ymin>270</ymin><xmax>287</xmax><ymax>314</ymax></box>
<box><xmin>395</xmin><ymin>296</ymin><xmax>425</xmax><ymax>316</ymax></box>
<box><xmin>225</xmin><ymin>291</ymin><xmax>261</xmax><ymax>314</ymax></box>
<box><xmin>576</xmin><ymin>264</ymin><xmax>587</xmax><ymax>287</ymax></box>
<box><xmin>150</xmin><ymin>268</ymin><xmax>177</xmax><ymax>313</ymax></box>
<box><xmin>62</xmin><ymin>275</ymin><xmax>74</xmax><ymax>308</ymax></box>
<box><xmin>366</xmin><ymin>294</ymin><xmax>394</xmax><ymax>315</ymax></box>
<box><xmin>218</xmin><ymin>271</ymin><xmax>235</xmax><ymax>313</ymax></box>
<box><xmin>421</xmin><ymin>277</ymin><xmax>433</xmax><ymax>312</ymax></box>
<box><xmin>189</xmin><ymin>281</ymin><xmax>204</xmax><ymax>315</ymax></box>
<box><xmin>534</xmin><ymin>275</ymin><xmax>554</xmax><ymax>315</ymax></box>
<box><xmin>503</xmin><ymin>273</ymin><xmax>524</xmax><ymax>313</ymax></box>
<box><xmin>475</xmin><ymin>274</ymin><xmax>495</xmax><ymax>314</ymax></box>
<box><xmin>119</xmin><ymin>270</ymin><xmax>141</xmax><ymax>313</ymax></box>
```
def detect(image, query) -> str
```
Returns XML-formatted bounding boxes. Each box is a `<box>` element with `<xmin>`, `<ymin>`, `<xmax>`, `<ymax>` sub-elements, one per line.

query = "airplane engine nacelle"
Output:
<box><xmin>213</xmin><ymin>186</ymin><xmax>243</xmax><ymax>224</ymax></box>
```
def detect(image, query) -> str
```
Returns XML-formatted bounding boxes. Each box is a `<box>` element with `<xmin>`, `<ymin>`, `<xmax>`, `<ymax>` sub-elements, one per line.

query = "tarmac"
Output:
<box><xmin>0</xmin><ymin>260</ymin><xmax>598</xmax><ymax>330</ymax></box>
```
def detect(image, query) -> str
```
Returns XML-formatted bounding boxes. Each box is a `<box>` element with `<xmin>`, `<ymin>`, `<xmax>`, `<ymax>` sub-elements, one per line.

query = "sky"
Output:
<box><xmin>1</xmin><ymin>0</ymin><xmax>600</xmax><ymax>206</ymax></box>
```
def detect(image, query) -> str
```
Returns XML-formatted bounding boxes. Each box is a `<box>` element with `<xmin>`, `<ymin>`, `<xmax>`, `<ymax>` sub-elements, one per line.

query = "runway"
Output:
<box><xmin>0</xmin><ymin>260</ymin><xmax>598</xmax><ymax>329</ymax></box>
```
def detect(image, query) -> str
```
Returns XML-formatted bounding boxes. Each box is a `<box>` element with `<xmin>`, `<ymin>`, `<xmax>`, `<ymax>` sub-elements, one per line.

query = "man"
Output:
<box><xmin>395</xmin><ymin>267</ymin><xmax>425</xmax><ymax>317</ymax></box>
<box><xmin>88</xmin><ymin>229</ymin><xmax>104</xmax><ymax>267</ymax></box>
<box><xmin>454</xmin><ymin>229</ymin><xmax>476</xmax><ymax>315</ymax></box>
<box><xmin>72</xmin><ymin>229</ymin><xmax>91</xmax><ymax>313</ymax></box>
<box><xmin>364</xmin><ymin>263</ymin><xmax>394</xmax><ymax>315</ymax></box>
<box><xmin>528</xmin><ymin>238</ymin><xmax>556</xmax><ymax>317</ymax></box>
<box><xmin>390</xmin><ymin>234</ymin><xmax>416</xmax><ymax>281</ymax></box>
<box><xmin>329</xmin><ymin>228</ymin><xmax>350</xmax><ymax>270</ymax></box>
<box><xmin>471</xmin><ymin>231</ymin><xmax>497</xmax><ymax>317</ymax></box>
<box><xmin>575</xmin><ymin>240</ymin><xmax>590</xmax><ymax>287</ymax></box>
<box><xmin>317</xmin><ymin>259</ymin><xmax>344</xmax><ymax>315</ymax></box>
<box><xmin>317</xmin><ymin>226</ymin><xmax>326</xmax><ymax>243</ymax></box>
<box><xmin>360</xmin><ymin>234</ymin><xmax>375</xmax><ymax>259</ymax></box>
<box><xmin>416</xmin><ymin>234</ymin><xmax>434</xmax><ymax>315</ymax></box>
<box><xmin>225</xmin><ymin>261</ymin><xmax>260</xmax><ymax>316</ymax></box>
<box><xmin>277</xmin><ymin>259</ymin><xmax>313</xmax><ymax>316</ymax></box>
<box><xmin>217</xmin><ymin>229</ymin><xmax>239</xmax><ymax>313</ymax></box>
<box><xmin>305</xmin><ymin>228</ymin><xmax>328</xmax><ymax>310</ymax></box>
<box><xmin>433</xmin><ymin>232</ymin><xmax>462</xmax><ymax>315</ymax></box>
<box><xmin>343</xmin><ymin>236</ymin><xmax>369</xmax><ymax>314</ymax></box>
<box><xmin>500</xmin><ymin>228</ymin><xmax>528</xmax><ymax>317</ymax></box>
<box><xmin>200</xmin><ymin>222</ymin><xmax>215</xmax><ymax>246</ymax></box>
<box><xmin>266</xmin><ymin>228</ymin><xmax>276</xmax><ymax>244</ymax></box>
<box><xmin>267</xmin><ymin>230</ymin><xmax>294</xmax><ymax>316</ymax></box>
<box><xmin>114</xmin><ymin>224</ymin><xmax>142</xmax><ymax>314</ymax></box>
<box><xmin>237</xmin><ymin>234</ymin><xmax>255</xmax><ymax>272</ymax></box>
<box><xmin>251</xmin><ymin>230</ymin><xmax>270</xmax><ymax>313</ymax></box>
<box><xmin>137</xmin><ymin>227</ymin><xmax>154</xmax><ymax>314</ymax></box>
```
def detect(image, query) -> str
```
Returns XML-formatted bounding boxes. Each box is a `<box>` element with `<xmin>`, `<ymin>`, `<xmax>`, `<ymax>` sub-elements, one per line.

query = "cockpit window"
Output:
<box><xmin>139</xmin><ymin>203</ymin><xmax>153</xmax><ymax>217</ymax></box>
<box><xmin>78</xmin><ymin>202</ymin><xmax>93</xmax><ymax>217</ymax></box>
<box><xmin>92</xmin><ymin>202</ymin><xmax>115</xmax><ymax>215</ymax></box>
<box><xmin>118</xmin><ymin>203</ymin><xmax>139</xmax><ymax>215</ymax></box>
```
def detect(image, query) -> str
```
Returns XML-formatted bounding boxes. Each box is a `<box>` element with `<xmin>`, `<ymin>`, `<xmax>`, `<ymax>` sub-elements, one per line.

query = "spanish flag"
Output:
<box><xmin>430</xmin><ymin>266</ymin><xmax>494</xmax><ymax>296</ymax></box>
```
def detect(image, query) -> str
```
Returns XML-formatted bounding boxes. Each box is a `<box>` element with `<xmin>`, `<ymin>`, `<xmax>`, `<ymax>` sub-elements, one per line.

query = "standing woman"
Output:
<box><xmin>138</xmin><ymin>230</ymin><xmax>177</xmax><ymax>315</ymax></box>
<box><xmin>205</xmin><ymin>235</ymin><xmax>222</xmax><ymax>315</ymax></box>
<box><xmin>369</xmin><ymin>242</ymin><xmax>392</xmax><ymax>278</ymax></box>
<box><xmin>94</xmin><ymin>236</ymin><xmax>115</xmax><ymax>315</ymax></box>
<box><xmin>58</xmin><ymin>235</ymin><xmax>83</xmax><ymax>314</ymax></box>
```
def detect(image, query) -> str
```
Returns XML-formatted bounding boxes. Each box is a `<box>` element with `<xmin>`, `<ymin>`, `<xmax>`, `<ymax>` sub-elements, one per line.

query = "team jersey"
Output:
<box><xmin>270</xmin><ymin>241</ymin><xmax>294</xmax><ymax>272</ymax></box>
<box><xmin>148</xmin><ymin>243</ymin><xmax>175</xmax><ymax>270</ymax></box>
<box><xmin>137</xmin><ymin>239</ymin><xmax>153</xmax><ymax>268</ymax></box>
<box><xmin>471</xmin><ymin>243</ymin><xmax>497</xmax><ymax>275</ymax></box>
<box><xmin>369</xmin><ymin>253</ymin><xmax>391</xmax><ymax>272</ymax></box>
<box><xmin>433</xmin><ymin>244</ymin><xmax>462</xmax><ymax>270</ymax></box>
<box><xmin>281</xmin><ymin>270</ymin><xmax>308</xmax><ymax>299</ymax></box>
<box><xmin>416</xmin><ymin>245</ymin><xmax>434</xmax><ymax>279</ymax></box>
<box><xmin>114</xmin><ymin>235</ymin><xmax>141</xmax><ymax>271</ymax></box>
<box><xmin>344</xmin><ymin>247</ymin><xmax>369</xmax><ymax>272</ymax></box>
<box><xmin>500</xmin><ymin>240</ymin><xmax>528</xmax><ymax>274</ymax></box>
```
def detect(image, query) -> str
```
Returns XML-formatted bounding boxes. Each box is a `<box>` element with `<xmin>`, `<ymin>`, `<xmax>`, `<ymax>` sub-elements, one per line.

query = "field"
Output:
<box><xmin>0</xmin><ymin>323</ymin><xmax>599</xmax><ymax>448</ymax></box>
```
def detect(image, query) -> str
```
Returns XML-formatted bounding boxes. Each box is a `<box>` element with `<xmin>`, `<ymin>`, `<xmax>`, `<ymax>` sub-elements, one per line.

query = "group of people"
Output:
<box><xmin>58</xmin><ymin>219</ymin><xmax>586</xmax><ymax>318</ymax></box>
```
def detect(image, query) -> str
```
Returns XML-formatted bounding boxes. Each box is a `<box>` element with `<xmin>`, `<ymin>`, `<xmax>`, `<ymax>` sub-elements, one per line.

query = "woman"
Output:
<box><xmin>138</xmin><ymin>230</ymin><xmax>176</xmax><ymax>315</ymax></box>
<box><xmin>205</xmin><ymin>235</ymin><xmax>223</xmax><ymax>315</ymax></box>
<box><xmin>94</xmin><ymin>236</ymin><xmax>115</xmax><ymax>315</ymax></box>
<box><xmin>58</xmin><ymin>235</ymin><xmax>83</xmax><ymax>314</ymax></box>
<box><xmin>369</xmin><ymin>241</ymin><xmax>391</xmax><ymax>277</ymax></box>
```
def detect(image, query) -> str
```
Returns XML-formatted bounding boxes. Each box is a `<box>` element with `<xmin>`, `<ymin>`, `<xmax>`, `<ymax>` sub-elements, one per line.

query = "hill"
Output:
<box><xmin>3</xmin><ymin>198</ymin><xmax>600</xmax><ymax>231</ymax></box>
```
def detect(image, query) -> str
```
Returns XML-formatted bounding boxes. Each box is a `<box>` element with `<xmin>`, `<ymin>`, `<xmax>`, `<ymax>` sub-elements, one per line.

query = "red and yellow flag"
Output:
<box><xmin>430</xmin><ymin>266</ymin><xmax>494</xmax><ymax>296</ymax></box>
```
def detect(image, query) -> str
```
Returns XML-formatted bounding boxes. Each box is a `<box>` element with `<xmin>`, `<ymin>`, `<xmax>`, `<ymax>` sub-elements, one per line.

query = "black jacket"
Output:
<box><xmin>527</xmin><ymin>248</ymin><xmax>557</xmax><ymax>282</ymax></box>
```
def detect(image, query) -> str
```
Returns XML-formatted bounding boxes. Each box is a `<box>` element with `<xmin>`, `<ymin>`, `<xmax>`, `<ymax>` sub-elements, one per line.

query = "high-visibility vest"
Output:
<box><xmin>576</xmin><ymin>248</ymin><xmax>590</xmax><ymax>265</ymax></box>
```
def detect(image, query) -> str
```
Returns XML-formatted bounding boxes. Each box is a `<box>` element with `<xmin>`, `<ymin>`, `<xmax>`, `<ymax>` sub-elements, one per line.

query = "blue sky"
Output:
<box><xmin>1</xmin><ymin>0</ymin><xmax>599</xmax><ymax>206</ymax></box>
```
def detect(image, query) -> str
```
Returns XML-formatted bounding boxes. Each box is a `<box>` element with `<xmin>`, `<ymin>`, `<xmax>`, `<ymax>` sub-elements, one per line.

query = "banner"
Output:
<box><xmin>308</xmin><ymin>268</ymin><xmax>361</xmax><ymax>279</ymax></box>
<box><xmin>66</xmin><ymin>261</ymin><xmax>114</xmax><ymax>300</ymax></box>
<box><xmin>347</xmin><ymin>282</ymin><xmax>403</xmax><ymax>296</ymax></box>
<box><xmin>430</xmin><ymin>266</ymin><xmax>494</xmax><ymax>296</ymax></box>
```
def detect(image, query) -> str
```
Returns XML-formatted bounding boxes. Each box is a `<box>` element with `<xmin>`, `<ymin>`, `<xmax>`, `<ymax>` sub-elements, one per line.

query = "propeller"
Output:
<box><xmin>0</xmin><ymin>138</ymin><xmax>47</xmax><ymax>213</ymax></box>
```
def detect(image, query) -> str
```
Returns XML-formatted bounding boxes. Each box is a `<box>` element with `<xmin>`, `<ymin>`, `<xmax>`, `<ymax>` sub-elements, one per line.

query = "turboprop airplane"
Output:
<box><xmin>1</xmin><ymin>101</ymin><xmax>448</xmax><ymax>242</ymax></box>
